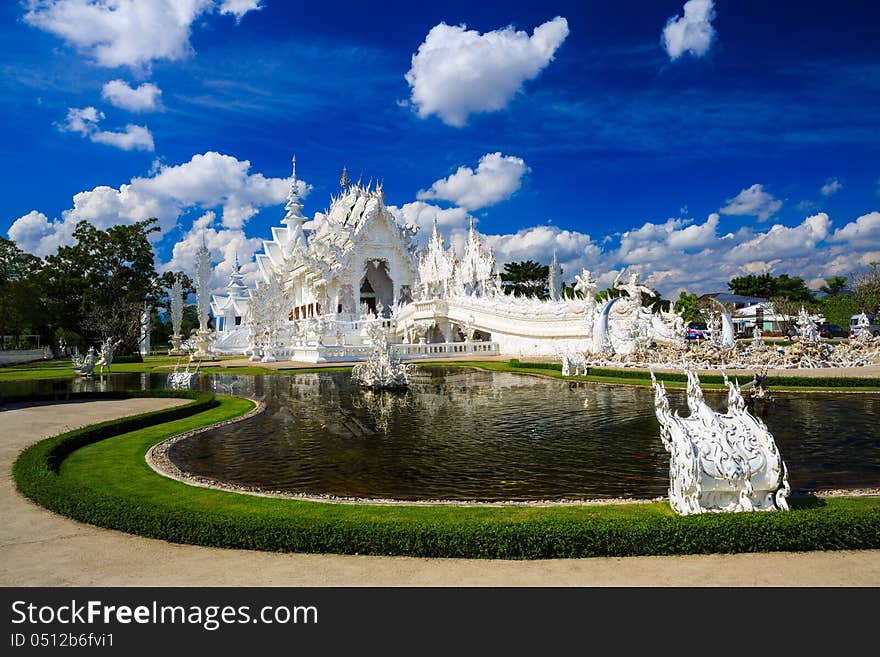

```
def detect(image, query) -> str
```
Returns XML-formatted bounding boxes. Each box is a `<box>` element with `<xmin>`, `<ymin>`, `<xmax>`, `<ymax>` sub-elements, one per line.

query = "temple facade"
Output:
<box><xmin>206</xmin><ymin>157</ymin><xmax>686</xmax><ymax>361</ymax></box>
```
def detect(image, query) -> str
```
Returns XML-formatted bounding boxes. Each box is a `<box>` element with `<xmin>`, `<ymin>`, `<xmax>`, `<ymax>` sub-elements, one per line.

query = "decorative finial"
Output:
<box><xmin>291</xmin><ymin>154</ymin><xmax>297</xmax><ymax>181</ymax></box>
<box><xmin>340</xmin><ymin>165</ymin><xmax>350</xmax><ymax>189</ymax></box>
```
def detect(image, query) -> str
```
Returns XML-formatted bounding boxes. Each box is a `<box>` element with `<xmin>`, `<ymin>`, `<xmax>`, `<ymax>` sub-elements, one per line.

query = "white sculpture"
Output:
<box><xmin>169</xmin><ymin>274</ymin><xmax>185</xmax><ymax>355</ymax></box>
<box><xmin>856</xmin><ymin>313</ymin><xmax>874</xmax><ymax>343</ymax></box>
<box><xmin>194</xmin><ymin>234</ymin><xmax>214</xmax><ymax>359</ymax></box>
<box><xmin>650</xmin><ymin>368</ymin><xmax>790</xmax><ymax>515</ymax></box>
<box><xmin>168</xmin><ymin>358</ymin><xmax>200</xmax><ymax>389</ymax></box>
<box><xmin>351</xmin><ymin>322</ymin><xmax>413</xmax><ymax>390</ymax></box>
<box><xmin>95</xmin><ymin>337</ymin><xmax>123</xmax><ymax>374</ymax></box>
<box><xmin>796</xmin><ymin>306</ymin><xmax>820</xmax><ymax>343</ymax></box>
<box><xmin>72</xmin><ymin>346</ymin><xmax>96</xmax><ymax>377</ymax></box>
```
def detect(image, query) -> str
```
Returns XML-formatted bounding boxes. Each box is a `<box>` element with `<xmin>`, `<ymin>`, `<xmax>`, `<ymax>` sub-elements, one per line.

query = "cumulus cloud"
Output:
<box><xmin>23</xmin><ymin>0</ymin><xmax>261</xmax><ymax>70</ymax></box>
<box><xmin>405</xmin><ymin>17</ymin><xmax>569</xmax><ymax>127</ymax></box>
<box><xmin>662</xmin><ymin>0</ymin><xmax>716</xmax><ymax>60</ymax></box>
<box><xmin>7</xmin><ymin>151</ymin><xmax>304</xmax><ymax>256</ymax></box>
<box><xmin>101</xmin><ymin>80</ymin><xmax>162</xmax><ymax>112</ymax></box>
<box><xmin>829</xmin><ymin>211</ymin><xmax>880</xmax><ymax>246</ymax></box>
<box><xmin>720</xmin><ymin>183</ymin><xmax>783</xmax><ymax>222</ymax></box>
<box><xmin>60</xmin><ymin>106</ymin><xmax>154</xmax><ymax>151</ymax></box>
<box><xmin>160</xmin><ymin>211</ymin><xmax>265</xmax><ymax>293</ymax></box>
<box><xmin>820</xmin><ymin>177</ymin><xmax>843</xmax><ymax>196</ymax></box>
<box><xmin>388</xmin><ymin>201</ymin><xmax>471</xmax><ymax>237</ymax></box>
<box><xmin>417</xmin><ymin>153</ymin><xmax>529</xmax><ymax>210</ymax></box>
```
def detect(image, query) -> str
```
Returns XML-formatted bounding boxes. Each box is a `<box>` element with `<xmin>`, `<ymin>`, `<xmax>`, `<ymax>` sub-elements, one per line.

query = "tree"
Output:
<box><xmin>819</xmin><ymin>276</ymin><xmax>848</xmax><ymax>297</ymax></box>
<box><xmin>728</xmin><ymin>273</ymin><xmax>815</xmax><ymax>302</ymax></box>
<box><xmin>500</xmin><ymin>260</ymin><xmax>549</xmax><ymax>298</ymax></box>
<box><xmin>38</xmin><ymin>218</ymin><xmax>163</xmax><ymax>354</ymax></box>
<box><xmin>0</xmin><ymin>238</ymin><xmax>47</xmax><ymax>348</ymax></box>
<box><xmin>674</xmin><ymin>291</ymin><xmax>702</xmax><ymax>323</ymax></box>
<box><xmin>852</xmin><ymin>263</ymin><xmax>880</xmax><ymax>314</ymax></box>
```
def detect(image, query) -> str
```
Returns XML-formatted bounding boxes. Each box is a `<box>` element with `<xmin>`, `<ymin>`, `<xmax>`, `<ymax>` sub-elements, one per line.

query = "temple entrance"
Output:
<box><xmin>360</xmin><ymin>259</ymin><xmax>393</xmax><ymax>316</ymax></box>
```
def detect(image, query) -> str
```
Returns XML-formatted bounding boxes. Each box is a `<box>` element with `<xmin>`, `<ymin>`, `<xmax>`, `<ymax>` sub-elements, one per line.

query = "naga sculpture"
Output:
<box><xmin>168</xmin><ymin>358</ymin><xmax>200</xmax><ymax>389</ymax></box>
<box><xmin>650</xmin><ymin>368</ymin><xmax>790</xmax><ymax>515</ymax></box>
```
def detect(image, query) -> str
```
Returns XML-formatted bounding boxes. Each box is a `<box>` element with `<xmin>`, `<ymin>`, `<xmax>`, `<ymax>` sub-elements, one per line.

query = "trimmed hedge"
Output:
<box><xmin>508</xmin><ymin>359</ymin><xmax>880</xmax><ymax>388</ymax></box>
<box><xmin>12</xmin><ymin>393</ymin><xmax>880</xmax><ymax>558</ymax></box>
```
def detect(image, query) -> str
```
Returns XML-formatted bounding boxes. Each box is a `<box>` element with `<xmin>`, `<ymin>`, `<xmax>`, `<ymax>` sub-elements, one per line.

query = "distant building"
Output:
<box><xmin>698</xmin><ymin>292</ymin><xmax>767</xmax><ymax>310</ymax></box>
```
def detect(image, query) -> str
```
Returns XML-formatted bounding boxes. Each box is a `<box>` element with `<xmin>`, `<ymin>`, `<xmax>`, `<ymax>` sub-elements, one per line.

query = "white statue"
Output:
<box><xmin>796</xmin><ymin>306</ymin><xmax>820</xmax><ymax>343</ymax></box>
<box><xmin>193</xmin><ymin>234</ymin><xmax>214</xmax><ymax>359</ymax></box>
<box><xmin>169</xmin><ymin>274</ymin><xmax>185</xmax><ymax>355</ymax></box>
<box><xmin>650</xmin><ymin>368</ymin><xmax>790</xmax><ymax>515</ymax></box>
<box><xmin>168</xmin><ymin>358</ymin><xmax>200</xmax><ymax>389</ymax></box>
<box><xmin>72</xmin><ymin>346</ymin><xmax>96</xmax><ymax>377</ymax></box>
<box><xmin>95</xmin><ymin>337</ymin><xmax>123</xmax><ymax>374</ymax></box>
<box><xmin>351</xmin><ymin>322</ymin><xmax>413</xmax><ymax>390</ymax></box>
<box><xmin>856</xmin><ymin>313</ymin><xmax>874</xmax><ymax>343</ymax></box>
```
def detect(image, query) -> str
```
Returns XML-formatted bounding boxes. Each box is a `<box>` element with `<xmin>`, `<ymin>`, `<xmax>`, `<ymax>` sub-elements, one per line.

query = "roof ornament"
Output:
<box><xmin>340</xmin><ymin>165</ymin><xmax>350</xmax><ymax>190</ymax></box>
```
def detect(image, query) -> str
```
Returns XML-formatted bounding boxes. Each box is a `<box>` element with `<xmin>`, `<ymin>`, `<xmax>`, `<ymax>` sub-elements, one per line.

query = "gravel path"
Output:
<box><xmin>2</xmin><ymin>398</ymin><xmax>879</xmax><ymax>586</ymax></box>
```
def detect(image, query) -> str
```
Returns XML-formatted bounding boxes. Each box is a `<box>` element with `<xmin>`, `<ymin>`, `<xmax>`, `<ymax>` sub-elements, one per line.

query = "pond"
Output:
<box><xmin>4</xmin><ymin>367</ymin><xmax>879</xmax><ymax>501</ymax></box>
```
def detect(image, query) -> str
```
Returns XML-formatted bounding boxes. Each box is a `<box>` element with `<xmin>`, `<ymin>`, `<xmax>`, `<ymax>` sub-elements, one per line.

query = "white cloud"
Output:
<box><xmin>388</xmin><ymin>201</ymin><xmax>471</xmax><ymax>238</ymax></box>
<box><xmin>417</xmin><ymin>153</ymin><xmax>529</xmax><ymax>210</ymax></box>
<box><xmin>160</xmin><ymin>212</ymin><xmax>264</xmax><ymax>293</ymax></box>
<box><xmin>720</xmin><ymin>183</ymin><xmax>783</xmax><ymax>222</ymax></box>
<box><xmin>7</xmin><ymin>151</ymin><xmax>304</xmax><ymax>256</ymax></box>
<box><xmin>101</xmin><ymin>80</ymin><xmax>162</xmax><ymax>112</ymax></box>
<box><xmin>60</xmin><ymin>106</ymin><xmax>154</xmax><ymax>151</ymax></box>
<box><xmin>61</xmin><ymin>105</ymin><xmax>102</xmax><ymax>134</ymax></box>
<box><xmin>405</xmin><ymin>17</ymin><xmax>569</xmax><ymax>127</ymax></box>
<box><xmin>218</xmin><ymin>0</ymin><xmax>263</xmax><ymax>22</ymax></box>
<box><xmin>829</xmin><ymin>211</ymin><xmax>880</xmax><ymax>246</ymax></box>
<box><xmin>23</xmin><ymin>0</ymin><xmax>261</xmax><ymax>70</ymax></box>
<box><xmin>662</xmin><ymin>0</ymin><xmax>716</xmax><ymax>60</ymax></box>
<box><xmin>820</xmin><ymin>177</ymin><xmax>843</xmax><ymax>196</ymax></box>
<box><xmin>90</xmin><ymin>124</ymin><xmax>155</xmax><ymax>151</ymax></box>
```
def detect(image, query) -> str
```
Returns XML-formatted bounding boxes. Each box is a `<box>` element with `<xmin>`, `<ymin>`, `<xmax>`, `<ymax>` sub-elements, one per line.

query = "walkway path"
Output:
<box><xmin>2</xmin><ymin>399</ymin><xmax>879</xmax><ymax>586</ymax></box>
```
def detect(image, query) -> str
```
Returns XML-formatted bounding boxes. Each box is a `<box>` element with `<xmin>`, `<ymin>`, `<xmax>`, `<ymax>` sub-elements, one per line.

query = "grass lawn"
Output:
<box><xmin>4</xmin><ymin>355</ymin><xmax>880</xmax><ymax>392</ymax></box>
<box><xmin>13</xmin><ymin>392</ymin><xmax>880</xmax><ymax>558</ymax></box>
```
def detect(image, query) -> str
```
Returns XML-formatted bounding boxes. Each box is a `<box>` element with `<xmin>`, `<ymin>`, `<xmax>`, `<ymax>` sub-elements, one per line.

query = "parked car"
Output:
<box><xmin>816</xmin><ymin>323</ymin><xmax>848</xmax><ymax>339</ymax></box>
<box><xmin>686</xmin><ymin>322</ymin><xmax>711</xmax><ymax>340</ymax></box>
<box><xmin>850</xmin><ymin>314</ymin><xmax>880</xmax><ymax>339</ymax></box>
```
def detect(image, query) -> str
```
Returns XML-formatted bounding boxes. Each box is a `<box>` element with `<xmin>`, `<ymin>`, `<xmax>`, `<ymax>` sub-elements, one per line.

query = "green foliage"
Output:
<box><xmin>819</xmin><ymin>276</ymin><xmax>848</xmax><ymax>297</ymax></box>
<box><xmin>0</xmin><ymin>237</ymin><xmax>48</xmax><ymax>345</ymax></box>
<box><xmin>500</xmin><ymin>260</ymin><xmax>549</xmax><ymax>298</ymax></box>
<box><xmin>729</xmin><ymin>273</ymin><xmax>815</xmax><ymax>302</ymax></box>
<box><xmin>38</xmin><ymin>218</ymin><xmax>163</xmax><ymax>354</ymax></box>
<box><xmin>13</xmin><ymin>392</ymin><xmax>880</xmax><ymax>558</ymax></box>
<box><xmin>819</xmin><ymin>294</ymin><xmax>861</xmax><ymax>329</ymax></box>
<box><xmin>674</xmin><ymin>291</ymin><xmax>702</xmax><ymax>323</ymax></box>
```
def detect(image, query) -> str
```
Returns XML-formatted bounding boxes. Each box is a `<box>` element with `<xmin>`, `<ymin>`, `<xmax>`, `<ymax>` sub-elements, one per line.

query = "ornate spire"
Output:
<box><xmin>226</xmin><ymin>251</ymin><xmax>248</xmax><ymax>299</ymax></box>
<box><xmin>283</xmin><ymin>155</ymin><xmax>305</xmax><ymax>226</ymax></box>
<box><xmin>548</xmin><ymin>250</ymin><xmax>562</xmax><ymax>301</ymax></box>
<box><xmin>340</xmin><ymin>165</ymin><xmax>350</xmax><ymax>190</ymax></box>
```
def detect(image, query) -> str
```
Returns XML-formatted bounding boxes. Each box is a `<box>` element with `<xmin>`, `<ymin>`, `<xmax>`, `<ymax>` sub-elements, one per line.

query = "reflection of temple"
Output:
<box><xmin>208</xmin><ymin>157</ymin><xmax>685</xmax><ymax>361</ymax></box>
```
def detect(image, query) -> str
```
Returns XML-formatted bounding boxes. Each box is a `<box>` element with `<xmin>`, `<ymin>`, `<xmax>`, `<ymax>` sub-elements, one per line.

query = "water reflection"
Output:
<box><xmin>3</xmin><ymin>368</ymin><xmax>878</xmax><ymax>501</ymax></box>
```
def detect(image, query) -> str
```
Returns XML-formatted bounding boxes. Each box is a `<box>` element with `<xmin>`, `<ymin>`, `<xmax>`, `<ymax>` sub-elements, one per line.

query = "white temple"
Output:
<box><xmin>206</xmin><ymin>157</ymin><xmax>687</xmax><ymax>362</ymax></box>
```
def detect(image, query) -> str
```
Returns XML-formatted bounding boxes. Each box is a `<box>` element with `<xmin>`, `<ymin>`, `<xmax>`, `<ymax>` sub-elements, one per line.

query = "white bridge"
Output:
<box><xmin>394</xmin><ymin>296</ymin><xmax>594</xmax><ymax>356</ymax></box>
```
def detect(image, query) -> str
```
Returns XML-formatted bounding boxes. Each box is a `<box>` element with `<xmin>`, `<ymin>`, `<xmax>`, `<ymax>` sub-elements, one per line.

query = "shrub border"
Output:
<box><xmin>10</xmin><ymin>391</ymin><xmax>880</xmax><ymax>558</ymax></box>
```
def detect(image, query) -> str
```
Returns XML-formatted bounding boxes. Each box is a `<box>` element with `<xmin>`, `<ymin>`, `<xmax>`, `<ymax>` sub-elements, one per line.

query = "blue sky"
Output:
<box><xmin>1</xmin><ymin>0</ymin><xmax>879</xmax><ymax>296</ymax></box>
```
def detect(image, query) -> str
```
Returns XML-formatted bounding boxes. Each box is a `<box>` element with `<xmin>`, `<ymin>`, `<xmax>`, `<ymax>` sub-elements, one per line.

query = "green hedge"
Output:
<box><xmin>12</xmin><ymin>393</ymin><xmax>880</xmax><ymax>558</ymax></box>
<box><xmin>508</xmin><ymin>359</ymin><xmax>880</xmax><ymax>388</ymax></box>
